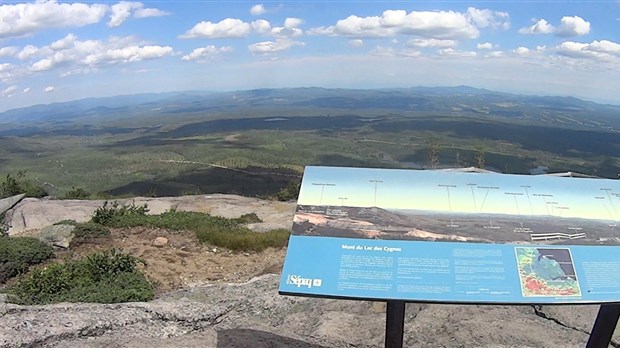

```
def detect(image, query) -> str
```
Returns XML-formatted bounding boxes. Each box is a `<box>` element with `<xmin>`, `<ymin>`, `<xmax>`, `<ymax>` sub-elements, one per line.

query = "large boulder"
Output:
<box><xmin>37</xmin><ymin>224</ymin><xmax>76</xmax><ymax>249</ymax></box>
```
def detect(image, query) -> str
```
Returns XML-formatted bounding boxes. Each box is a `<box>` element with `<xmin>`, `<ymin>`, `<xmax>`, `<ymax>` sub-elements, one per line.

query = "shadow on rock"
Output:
<box><xmin>217</xmin><ymin>329</ymin><xmax>329</xmax><ymax>348</ymax></box>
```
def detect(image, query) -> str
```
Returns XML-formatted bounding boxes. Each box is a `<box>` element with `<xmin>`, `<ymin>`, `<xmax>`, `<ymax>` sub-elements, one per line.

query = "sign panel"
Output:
<box><xmin>279</xmin><ymin>166</ymin><xmax>620</xmax><ymax>304</ymax></box>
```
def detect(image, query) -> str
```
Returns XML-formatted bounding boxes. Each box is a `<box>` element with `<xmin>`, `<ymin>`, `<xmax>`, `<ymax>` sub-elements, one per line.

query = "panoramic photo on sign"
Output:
<box><xmin>279</xmin><ymin>166</ymin><xmax>620</xmax><ymax>304</ymax></box>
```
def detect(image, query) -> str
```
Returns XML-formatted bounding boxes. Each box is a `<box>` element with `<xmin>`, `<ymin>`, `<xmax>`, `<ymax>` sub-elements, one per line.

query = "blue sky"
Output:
<box><xmin>0</xmin><ymin>1</ymin><xmax>619</xmax><ymax>111</ymax></box>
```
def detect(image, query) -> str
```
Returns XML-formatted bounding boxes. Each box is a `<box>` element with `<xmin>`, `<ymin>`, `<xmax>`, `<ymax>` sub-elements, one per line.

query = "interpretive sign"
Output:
<box><xmin>279</xmin><ymin>166</ymin><xmax>620</xmax><ymax>304</ymax></box>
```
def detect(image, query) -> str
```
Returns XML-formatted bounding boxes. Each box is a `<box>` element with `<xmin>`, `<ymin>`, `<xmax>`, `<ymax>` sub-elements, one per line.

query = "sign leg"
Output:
<box><xmin>385</xmin><ymin>300</ymin><xmax>406</xmax><ymax>348</ymax></box>
<box><xmin>586</xmin><ymin>304</ymin><xmax>620</xmax><ymax>348</ymax></box>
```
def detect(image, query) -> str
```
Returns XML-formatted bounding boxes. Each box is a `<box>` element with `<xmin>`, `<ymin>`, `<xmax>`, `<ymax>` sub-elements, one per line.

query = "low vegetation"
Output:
<box><xmin>0</xmin><ymin>171</ymin><xmax>46</xmax><ymax>199</ymax></box>
<box><xmin>91</xmin><ymin>201</ymin><xmax>289</xmax><ymax>252</ymax></box>
<box><xmin>8</xmin><ymin>248</ymin><xmax>153</xmax><ymax>305</ymax></box>
<box><xmin>0</xmin><ymin>236</ymin><xmax>54</xmax><ymax>283</ymax></box>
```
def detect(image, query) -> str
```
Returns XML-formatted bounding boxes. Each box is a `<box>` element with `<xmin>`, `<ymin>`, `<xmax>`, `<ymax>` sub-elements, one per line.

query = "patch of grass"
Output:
<box><xmin>195</xmin><ymin>227</ymin><xmax>290</xmax><ymax>252</ymax></box>
<box><xmin>53</xmin><ymin>220</ymin><xmax>110</xmax><ymax>247</ymax></box>
<box><xmin>0</xmin><ymin>236</ymin><xmax>54</xmax><ymax>283</ymax></box>
<box><xmin>8</xmin><ymin>248</ymin><xmax>153</xmax><ymax>305</ymax></box>
<box><xmin>91</xmin><ymin>202</ymin><xmax>289</xmax><ymax>252</ymax></box>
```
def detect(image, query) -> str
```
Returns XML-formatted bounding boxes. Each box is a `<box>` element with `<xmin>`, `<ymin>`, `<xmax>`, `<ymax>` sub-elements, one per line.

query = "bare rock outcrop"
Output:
<box><xmin>0</xmin><ymin>274</ymin><xmax>615</xmax><ymax>348</ymax></box>
<box><xmin>4</xmin><ymin>195</ymin><xmax>296</xmax><ymax>235</ymax></box>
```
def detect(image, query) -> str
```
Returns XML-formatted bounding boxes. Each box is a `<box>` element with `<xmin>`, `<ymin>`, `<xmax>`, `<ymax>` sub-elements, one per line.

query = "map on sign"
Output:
<box><xmin>279</xmin><ymin>166</ymin><xmax>620</xmax><ymax>304</ymax></box>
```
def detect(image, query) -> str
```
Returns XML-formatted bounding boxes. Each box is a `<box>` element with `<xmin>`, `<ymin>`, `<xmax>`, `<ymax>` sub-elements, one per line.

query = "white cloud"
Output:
<box><xmin>437</xmin><ymin>48</ymin><xmax>477</xmax><ymax>57</ymax></box>
<box><xmin>109</xmin><ymin>1</ymin><xmax>169</xmax><ymax>28</ymax></box>
<box><xmin>248</xmin><ymin>39</ymin><xmax>304</xmax><ymax>54</ymax></box>
<box><xmin>485</xmin><ymin>51</ymin><xmax>504</xmax><ymax>58</ymax></box>
<box><xmin>23</xmin><ymin>87</ymin><xmax>30</xmax><ymax>94</ymax></box>
<box><xmin>310</xmin><ymin>9</ymin><xmax>484</xmax><ymax>40</ymax></box>
<box><xmin>0</xmin><ymin>1</ymin><xmax>168</xmax><ymax>39</ymax></box>
<box><xmin>557</xmin><ymin>40</ymin><xmax>620</xmax><ymax>60</ymax></box>
<box><xmin>556</xmin><ymin>16</ymin><xmax>590</xmax><ymax>37</ymax></box>
<box><xmin>250</xmin><ymin>4</ymin><xmax>266</xmax><ymax>16</ymax></box>
<box><xmin>181</xmin><ymin>18</ymin><xmax>252</xmax><ymax>39</ymax></box>
<box><xmin>513</xmin><ymin>46</ymin><xmax>531</xmax><ymax>56</ymax></box>
<box><xmin>370</xmin><ymin>46</ymin><xmax>421</xmax><ymax>58</ymax></box>
<box><xmin>251</xmin><ymin>19</ymin><xmax>272</xmax><ymax>34</ymax></box>
<box><xmin>519</xmin><ymin>16</ymin><xmax>590</xmax><ymax>37</ymax></box>
<box><xmin>44</xmin><ymin>86</ymin><xmax>55</xmax><ymax>93</ymax></box>
<box><xmin>466</xmin><ymin>8</ymin><xmax>510</xmax><ymax>30</ymax></box>
<box><xmin>182</xmin><ymin>18</ymin><xmax>304</xmax><ymax>39</ymax></box>
<box><xmin>409</xmin><ymin>39</ymin><xmax>457</xmax><ymax>48</ymax></box>
<box><xmin>182</xmin><ymin>46</ymin><xmax>233</xmax><ymax>62</ymax></box>
<box><xmin>0</xmin><ymin>1</ymin><xmax>108</xmax><ymax>39</ymax></box>
<box><xmin>477</xmin><ymin>42</ymin><xmax>494</xmax><ymax>50</ymax></box>
<box><xmin>109</xmin><ymin>2</ymin><xmax>141</xmax><ymax>27</ymax></box>
<box><xmin>17</xmin><ymin>45</ymin><xmax>43</xmax><ymax>60</ymax></box>
<box><xmin>349</xmin><ymin>39</ymin><xmax>364</xmax><ymax>47</ymax></box>
<box><xmin>0</xmin><ymin>85</ymin><xmax>17</xmax><ymax>97</ymax></box>
<box><xmin>18</xmin><ymin>35</ymin><xmax>172</xmax><ymax>73</ymax></box>
<box><xmin>133</xmin><ymin>7</ymin><xmax>169</xmax><ymax>18</ymax></box>
<box><xmin>284</xmin><ymin>18</ymin><xmax>303</xmax><ymax>29</ymax></box>
<box><xmin>519</xmin><ymin>19</ymin><xmax>554</xmax><ymax>35</ymax></box>
<box><xmin>0</xmin><ymin>46</ymin><xmax>18</xmax><ymax>57</ymax></box>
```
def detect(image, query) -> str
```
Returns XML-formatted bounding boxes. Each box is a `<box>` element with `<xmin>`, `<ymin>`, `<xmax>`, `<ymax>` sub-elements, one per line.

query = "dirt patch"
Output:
<box><xmin>56</xmin><ymin>227</ymin><xmax>286</xmax><ymax>294</ymax></box>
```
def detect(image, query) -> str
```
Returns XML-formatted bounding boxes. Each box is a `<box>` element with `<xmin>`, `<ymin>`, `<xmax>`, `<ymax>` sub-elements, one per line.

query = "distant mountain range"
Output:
<box><xmin>1</xmin><ymin>86</ymin><xmax>619</xmax><ymax>131</ymax></box>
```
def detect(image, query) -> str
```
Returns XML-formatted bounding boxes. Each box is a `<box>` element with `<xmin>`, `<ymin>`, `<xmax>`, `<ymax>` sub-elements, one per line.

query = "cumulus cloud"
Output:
<box><xmin>369</xmin><ymin>46</ymin><xmax>421</xmax><ymax>58</ymax></box>
<box><xmin>556</xmin><ymin>16</ymin><xmax>590</xmax><ymax>37</ymax></box>
<box><xmin>17</xmin><ymin>34</ymin><xmax>172</xmax><ymax>73</ymax></box>
<box><xmin>437</xmin><ymin>48</ymin><xmax>477</xmax><ymax>57</ymax></box>
<box><xmin>557</xmin><ymin>40</ymin><xmax>620</xmax><ymax>60</ymax></box>
<box><xmin>466</xmin><ymin>7</ymin><xmax>510</xmax><ymax>29</ymax></box>
<box><xmin>248</xmin><ymin>39</ymin><xmax>304</xmax><ymax>54</ymax></box>
<box><xmin>485</xmin><ymin>51</ymin><xmax>504</xmax><ymax>58</ymax></box>
<box><xmin>108</xmin><ymin>1</ymin><xmax>169</xmax><ymax>27</ymax></box>
<box><xmin>519</xmin><ymin>16</ymin><xmax>590</xmax><ymax>37</ymax></box>
<box><xmin>0</xmin><ymin>46</ymin><xmax>18</xmax><ymax>57</ymax></box>
<box><xmin>513</xmin><ymin>46</ymin><xmax>531</xmax><ymax>56</ymax></box>
<box><xmin>182</xmin><ymin>18</ymin><xmax>304</xmax><ymax>39</ymax></box>
<box><xmin>309</xmin><ymin>8</ymin><xmax>508</xmax><ymax>40</ymax></box>
<box><xmin>0</xmin><ymin>1</ymin><xmax>107</xmax><ymax>39</ymax></box>
<box><xmin>519</xmin><ymin>19</ymin><xmax>554</xmax><ymax>34</ymax></box>
<box><xmin>0</xmin><ymin>85</ymin><xmax>17</xmax><ymax>97</ymax></box>
<box><xmin>349</xmin><ymin>39</ymin><xmax>364</xmax><ymax>47</ymax></box>
<box><xmin>0</xmin><ymin>1</ymin><xmax>168</xmax><ymax>39</ymax></box>
<box><xmin>182</xmin><ymin>46</ymin><xmax>233</xmax><ymax>62</ymax></box>
<box><xmin>181</xmin><ymin>18</ymin><xmax>252</xmax><ymax>39</ymax></box>
<box><xmin>23</xmin><ymin>87</ymin><xmax>30</xmax><ymax>93</ymax></box>
<box><xmin>250</xmin><ymin>4</ymin><xmax>266</xmax><ymax>16</ymax></box>
<box><xmin>409</xmin><ymin>39</ymin><xmax>457</xmax><ymax>48</ymax></box>
<box><xmin>477</xmin><ymin>42</ymin><xmax>494</xmax><ymax>50</ymax></box>
<box><xmin>44</xmin><ymin>86</ymin><xmax>55</xmax><ymax>93</ymax></box>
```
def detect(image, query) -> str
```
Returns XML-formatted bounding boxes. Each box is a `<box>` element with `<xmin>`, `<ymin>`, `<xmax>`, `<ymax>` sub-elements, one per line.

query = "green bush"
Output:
<box><xmin>0</xmin><ymin>236</ymin><xmax>54</xmax><ymax>283</ymax></box>
<box><xmin>63</xmin><ymin>187</ymin><xmax>90</xmax><ymax>199</ymax></box>
<box><xmin>73</xmin><ymin>222</ymin><xmax>110</xmax><ymax>238</ymax></box>
<box><xmin>0</xmin><ymin>171</ymin><xmax>47</xmax><ymax>199</ymax></box>
<box><xmin>8</xmin><ymin>249</ymin><xmax>153</xmax><ymax>305</ymax></box>
<box><xmin>195</xmin><ymin>227</ymin><xmax>290</xmax><ymax>252</ymax></box>
<box><xmin>274</xmin><ymin>180</ymin><xmax>300</xmax><ymax>201</ymax></box>
<box><xmin>92</xmin><ymin>201</ymin><xmax>149</xmax><ymax>227</ymax></box>
<box><xmin>233</xmin><ymin>213</ymin><xmax>263</xmax><ymax>224</ymax></box>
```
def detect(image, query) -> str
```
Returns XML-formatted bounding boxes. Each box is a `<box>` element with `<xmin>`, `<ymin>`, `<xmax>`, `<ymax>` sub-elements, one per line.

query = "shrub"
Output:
<box><xmin>274</xmin><ymin>180</ymin><xmax>300</xmax><ymax>201</ymax></box>
<box><xmin>8</xmin><ymin>248</ymin><xmax>153</xmax><ymax>305</ymax></box>
<box><xmin>63</xmin><ymin>187</ymin><xmax>90</xmax><ymax>199</ymax></box>
<box><xmin>233</xmin><ymin>213</ymin><xmax>263</xmax><ymax>224</ymax></box>
<box><xmin>0</xmin><ymin>171</ymin><xmax>46</xmax><ymax>199</ymax></box>
<box><xmin>0</xmin><ymin>236</ymin><xmax>54</xmax><ymax>283</ymax></box>
<box><xmin>73</xmin><ymin>222</ymin><xmax>110</xmax><ymax>239</ymax></box>
<box><xmin>92</xmin><ymin>201</ymin><xmax>149</xmax><ymax>227</ymax></box>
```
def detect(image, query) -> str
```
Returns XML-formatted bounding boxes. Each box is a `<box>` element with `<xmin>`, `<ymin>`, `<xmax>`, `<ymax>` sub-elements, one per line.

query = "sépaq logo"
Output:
<box><xmin>286</xmin><ymin>275</ymin><xmax>322</xmax><ymax>288</ymax></box>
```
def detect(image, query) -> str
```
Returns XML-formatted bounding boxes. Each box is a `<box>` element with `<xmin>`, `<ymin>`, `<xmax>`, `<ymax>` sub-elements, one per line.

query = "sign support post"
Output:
<box><xmin>385</xmin><ymin>300</ymin><xmax>406</xmax><ymax>348</ymax></box>
<box><xmin>586</xmin><ymin>304</ymin><xmax>620</xmax><ymax>348</ymax></box>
